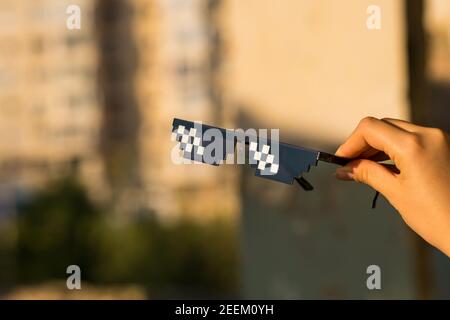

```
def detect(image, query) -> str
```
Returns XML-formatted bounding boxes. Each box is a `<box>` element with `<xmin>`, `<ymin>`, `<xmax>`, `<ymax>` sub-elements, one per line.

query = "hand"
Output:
<box><xmin>335</xmin><ymin>117</ymin><xmax>450</xmax><ymax>257</ymax></box>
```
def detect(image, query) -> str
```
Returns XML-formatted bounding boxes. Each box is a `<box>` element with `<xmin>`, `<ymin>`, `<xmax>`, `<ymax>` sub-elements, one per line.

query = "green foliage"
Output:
<box><xmin>13</xmin><ymin>176</ymin><xmax>238</xmax><ymax>296</ymax></box>
<box><xmin>16</xmin><ymin>177</ymin><xmax>101</xmax><ymax>282</ymax></box>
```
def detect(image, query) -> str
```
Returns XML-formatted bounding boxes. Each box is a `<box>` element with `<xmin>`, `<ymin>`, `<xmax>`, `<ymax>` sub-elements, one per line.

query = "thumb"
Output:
<box><xmin>335</xmin><ymin>159</ymin><xmax>397</xmax><ymax>196</ymax></box>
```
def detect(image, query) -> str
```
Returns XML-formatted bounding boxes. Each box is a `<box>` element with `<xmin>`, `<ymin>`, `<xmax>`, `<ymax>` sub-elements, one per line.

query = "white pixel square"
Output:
<box><xmin>177</xmin><ymin>125</ymin><xmax>185</xmax><ymax>134</ymax></box>
<box><xmin>258</xmin><ymin>161</ymin><xmax>266</xmax><ymax>170</ymax></box>
<box><xmin>189</xmin><ymin>128</ymin><xmax>197</xmax><ymax>136</ymax></box>
<box><xmin>185</xmin><ymin>144</ymin><xmax>193</xmax><ymax>153</ymax></box>
<box><xmin>193</xmin><ymin>137</ymin><xmax>201</xmax><ymax>146</ymax></box>
<box><xmin>249</xmin><ymin>142</ymin><xmax>258</xmax><ymax>152</ymax></box>
<box><xmin>270</xmin><ymin>163</ymin><xmax>279</xmax><ymax>174</ymax></box>
<box><xmin>197</xmin><ymin>146</ymin><xmax>204</xmax><ymax>155</ymax></box>
<box><xmin>262</xmin><ymin>144</ymin><xmax>270</xmax><ymax>154</ymax></box>
<box><xmin>266</xmin><ymin>154</ymin><xmax>274</xmax><ymax>164</ymax></box>
<box><xmin>181</xmin><ymin>134</ymin><xmax>189</xmax><ymax>143</ymax></box>
<box><xmin>254</xmin><ymin>151</ymin><xmax>261</xmax><ymax>161</ymax></box>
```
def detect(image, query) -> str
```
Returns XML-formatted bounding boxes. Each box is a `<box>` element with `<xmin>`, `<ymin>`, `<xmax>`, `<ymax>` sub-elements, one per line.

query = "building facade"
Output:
<box><xmin>0</xmin><ymin>0</ymin><xmax>236</xmax><ymax>220</ymax></box>
<box><xmin>0</xmin><ymin>0</ymin><xmax>102</xmax><ymax>192</ymax></box>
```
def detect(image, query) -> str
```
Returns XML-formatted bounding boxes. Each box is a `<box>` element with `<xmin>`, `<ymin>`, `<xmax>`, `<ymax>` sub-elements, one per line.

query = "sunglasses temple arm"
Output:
<box><xmin>317</xmin><ymin>152</ymin><xmax>380</xmax><ymax>209</ymax></box>
<box><xmin>317</xmin><ymin>151</ymin><xmax>350</xmax><ymax>166</ymax></box>
<box><xmin>295</xmin><ymin>176</ymin><xmax>314</xmax><ymax>191</ymax></box>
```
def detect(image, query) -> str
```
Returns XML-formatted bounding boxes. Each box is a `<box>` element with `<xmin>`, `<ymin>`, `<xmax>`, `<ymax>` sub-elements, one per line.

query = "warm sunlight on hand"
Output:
<box><xmin>335</xmin><ymin>117</ymin><xmax>450</xmax><ymax>257</ymax></box>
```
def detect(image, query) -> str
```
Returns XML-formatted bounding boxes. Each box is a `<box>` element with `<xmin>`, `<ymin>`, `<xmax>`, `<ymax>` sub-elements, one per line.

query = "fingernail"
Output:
<box><xmin>335</xmin><ymin>166</ymin><xmax>354</xmax><ymax>180</ymax></box>
<box><xmin>335</xmin><ymin>145</ymin><xmax>344</xmax><ymax>156</ymax></box>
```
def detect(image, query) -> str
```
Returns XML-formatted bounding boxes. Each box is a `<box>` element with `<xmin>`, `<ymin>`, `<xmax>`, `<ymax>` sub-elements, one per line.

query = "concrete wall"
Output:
<box><xmin>221</xmin><ymin>0</ymin><xmax>419</xmax><ymax>298</ymax></box>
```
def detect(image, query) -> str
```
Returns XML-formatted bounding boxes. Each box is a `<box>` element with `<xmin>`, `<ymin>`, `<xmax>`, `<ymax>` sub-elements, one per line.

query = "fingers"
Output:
<box><xmin>335</xmin><ymin>159</ymin><xmax>398</xmax><ymax>196</ymax></box>
<box><xmin>359</xmin><ymin>148</ymin><xmax>390</xmax><ymax>161</ymax></box>
<box><xmin>334</xmin><ymin>116</ymin><xmax>418</xmax><ymax>196</ymax></box>
<box><xmin>335</xmin><ymin>117</ymin><xmax>412</xmax><ymax>162</ymax></box>
<box><xmin>367</xmin><ymin>151</ymin><xmax>390</xmax><ymax>162</ymax></box>
<box><xmin>381</xmin><ymin>118</ymin><xmax>423</xmax><ymax>133</ymax></box>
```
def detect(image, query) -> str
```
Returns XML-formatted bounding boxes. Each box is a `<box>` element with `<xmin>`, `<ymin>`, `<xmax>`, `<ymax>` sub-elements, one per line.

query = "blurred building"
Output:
<box><xmin>0</xmin><ymin>0</ymin><xmax>103</xmax><ymax>194</ymax></box>
<box><xmin>0</xmin><ymin>0</ymin><xmax>236</xmax><ymax>220</ymax></box>
<box><xmin>94</xmin><ymin>0</ymin><xmax>237</xmax><ymax>219</ymax></box>
<box><xmin>140</xmin><ymin>0</ymin><xmax>237</xmax><ymax>220</ymax></box>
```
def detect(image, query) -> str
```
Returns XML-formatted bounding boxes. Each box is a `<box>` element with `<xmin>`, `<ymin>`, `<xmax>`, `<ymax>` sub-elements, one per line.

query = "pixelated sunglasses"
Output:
<box><xmin>171</xmin><ymin>118</ymin><xmax>380</xmax><ymax>208</ymax></box>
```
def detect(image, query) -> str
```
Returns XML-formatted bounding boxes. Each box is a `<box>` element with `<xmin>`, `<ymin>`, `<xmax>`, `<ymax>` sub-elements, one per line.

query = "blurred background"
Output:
<box><xmin>0</xmin><ymin>0</ymin><xmax>449</xmax><ymax>299</ymax></box>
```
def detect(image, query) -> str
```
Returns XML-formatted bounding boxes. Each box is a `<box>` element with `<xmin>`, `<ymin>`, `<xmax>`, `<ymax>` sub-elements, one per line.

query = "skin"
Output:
<box><xmin>334</xmin><ymin>117</ymin><xmax>450</xmax><ymax>258</ymax></box>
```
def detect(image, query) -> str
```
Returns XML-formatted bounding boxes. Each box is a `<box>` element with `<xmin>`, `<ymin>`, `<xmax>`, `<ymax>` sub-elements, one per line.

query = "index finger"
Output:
<box><xmin>335</xmin><ymin>117</ymin><xmax>413</xmax><ymax>162</ymax></box>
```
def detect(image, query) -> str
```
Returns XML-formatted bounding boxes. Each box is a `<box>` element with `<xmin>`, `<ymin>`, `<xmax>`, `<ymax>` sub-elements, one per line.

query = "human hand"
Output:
<box><xmin>335</xmin><ymin>117</ymin><xmax>450</xmax><ymax>257</ymax></box>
